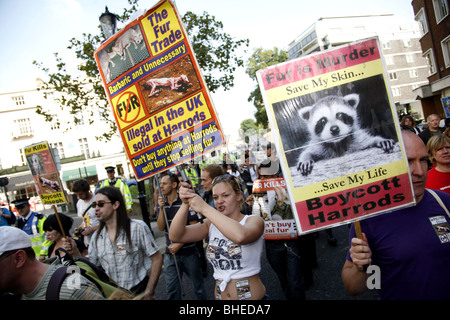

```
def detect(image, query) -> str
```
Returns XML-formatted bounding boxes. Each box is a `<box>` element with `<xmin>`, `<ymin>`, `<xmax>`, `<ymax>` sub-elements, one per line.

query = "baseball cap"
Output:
<box><xmin>0</xmin><ymin>226</ymin><xmax>32</xmax><ymax>256</ymax></box>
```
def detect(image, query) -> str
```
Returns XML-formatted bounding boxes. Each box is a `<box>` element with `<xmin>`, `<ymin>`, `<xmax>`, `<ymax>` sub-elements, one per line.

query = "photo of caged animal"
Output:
<box><xmin>296</xmin><ymin>93</ymin><xmax>395</xmax><ymax>176</ymax></box>
<box><xmin>97</xmin><ymin>25</ymin><xmax>148</xmax><ymax>83</ymax></box>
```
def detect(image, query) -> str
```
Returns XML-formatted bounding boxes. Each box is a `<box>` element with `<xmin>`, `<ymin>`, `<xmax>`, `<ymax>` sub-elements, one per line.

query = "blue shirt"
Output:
<box><xmin>0</xmin><ymin>208</ymin><xmax>12</xmax><ymax>226</ymax></box>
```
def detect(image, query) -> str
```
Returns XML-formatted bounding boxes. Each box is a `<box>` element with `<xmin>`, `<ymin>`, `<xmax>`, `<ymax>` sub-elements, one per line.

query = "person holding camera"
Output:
<box><xmin>72</xmin><ymin>179</ymin><xmax>99</xmax><ymax>247</ymax></box>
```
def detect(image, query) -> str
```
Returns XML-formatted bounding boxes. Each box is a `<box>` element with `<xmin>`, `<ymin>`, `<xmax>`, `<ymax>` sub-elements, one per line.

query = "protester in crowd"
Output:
<box><xmin>99</xmin><ymin>166</ymin><xmax>133</xmax><ymax>214</ymax></box>
<box><xmin>0</xmin><ymin>205</ymin><xmax>14</xmax><ymax>226</ymax></box>
<box><xmin>200</xmin><ymin>164</ymin><xmax>225</xmax><ymax>208</ymax></box>
<box><xmin>39</xmin><ymin>213</ymin><xmax>87</xmax><ymax>261</ymax></box>
<box><xmin>13</xmin><ymin>197</ymin><xmax>47</xmax><ymax>257</ymax></box>
<box><xmin>239</xmin><ymin>154</ymin><xmax>258</xmax><ymax>195</ymax></box>
<box><xmin>156</xmin><ymin>172</ymin><xmax>207</xmax><ymax>300</ymax></box>
<box><xmin>63</xmin><ymin>186</ymin><xmax>162</xmax><ymax>300</ymax></box>
<box><xmin>425</xmin><ymin>134</ymin><xmax>450</xmax><ymax>194</ymax></box>
<box><xmin>400</xmin><ymin>115</ymin><xmax>421</xmax><ymax>134</ymax></box>
<box><xmin>183</xmin><ymin>163</ymin><xmax>200</xmax><ymax>191</ymax></box>
<box><xmin>419</xmin><ymin>114</ymin><xmax>445</xmax><ymax>146</ymax></box>
<box><xmin>226</xmin><ymin>163</ymin><xmax>241</xmax><ymax>179</ymax></box>
<box><xmin>247</xmin><ymin>160</ymin><xmax>316</xmax><ymax>299</ymax></box>
<box><xmin>196</xmin><ymin>163</ymin><xmax>225</xmax><ymax>275</ymax></box>
<box><xmin>342</xmin><ymin>130</ymin><xmax>450</xmax><ymax>299</ymax></box>
<box><xmin>72</xmin><ymin>179</ymin><xmax>99</xmax><ymax>246</ymax></box>
<box><xmin>170</xmin><ymin>174</ymin><xmax>266</xmax><ymax>300</ymax></box>
<box><xmin>0</xmin><ymin>226</ymin><xmax>105</xmax><ymax>300</ymax></box>
<box><xmin>261</xmin><ymin>143</ymin><xmax>281</xmax><ymax>177</ymax></box>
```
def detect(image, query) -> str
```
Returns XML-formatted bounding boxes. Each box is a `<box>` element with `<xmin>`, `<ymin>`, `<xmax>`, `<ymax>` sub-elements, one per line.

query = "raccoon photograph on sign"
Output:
<box><xmin>257</xmin><ymin>37</ymin><xmax>416</xmax><ymax>235</ymax></box>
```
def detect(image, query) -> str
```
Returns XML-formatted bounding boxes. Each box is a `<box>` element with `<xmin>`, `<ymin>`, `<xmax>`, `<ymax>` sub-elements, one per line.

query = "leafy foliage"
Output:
<box><xmin>245</xmin><ymin>47</ymin><xmax>288</xmax><ymax>128</ymax></box>
<box><xmin>33</xmin><ymin>1</ymin><xmax>248</xmax><ymax>141</ymax></box>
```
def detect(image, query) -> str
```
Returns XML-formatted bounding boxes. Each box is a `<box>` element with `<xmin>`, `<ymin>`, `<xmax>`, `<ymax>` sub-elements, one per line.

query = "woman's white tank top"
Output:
<box><xmin>206</xmin><ymin>215</ymin><xmax>264</xmax><ymax>292</ymax></box>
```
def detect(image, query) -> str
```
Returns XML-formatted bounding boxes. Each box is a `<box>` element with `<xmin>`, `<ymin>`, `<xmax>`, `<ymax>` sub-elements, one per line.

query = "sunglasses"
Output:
<box><xmin>212</xmin><ymin>174</ymin><xmax>238</xmax><ymax>186</ymax></box>
<box><xmin>91</xmin><ymin>201</ymin><xmax>112</xmax><ymax>208</ymax></box>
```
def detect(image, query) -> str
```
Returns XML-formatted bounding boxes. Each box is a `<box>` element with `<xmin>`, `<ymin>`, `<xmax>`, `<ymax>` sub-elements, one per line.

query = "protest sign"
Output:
<box><xmin>252</xmin><ymin>177</ymin><xmax>298</xmax><ymax>240</ymax></box>
<box><xmin>256</xmin><ymin>37</ymin><xmax>415</xmax><ymax>234</ymax></box>
<box><xmin>95</xmin><ymin>0</ymin><xmax>224</xmax><ymax>180</ymax></box>
<box><xmin>24</xmin><ymin>141</ymin><xmax>67</xmax><ymax>205</ymax></box>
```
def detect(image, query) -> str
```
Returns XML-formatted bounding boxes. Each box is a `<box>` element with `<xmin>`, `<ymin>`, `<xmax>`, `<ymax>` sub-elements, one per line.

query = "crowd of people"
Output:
<box><xmin>0</xmin><ymin>113</ymin><xmax>449</xmax><ymax>301</ymax></box>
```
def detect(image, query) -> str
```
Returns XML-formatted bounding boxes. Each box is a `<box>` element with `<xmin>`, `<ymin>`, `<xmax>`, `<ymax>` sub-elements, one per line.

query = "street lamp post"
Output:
<box><xmin>98</xmin><ymin>6</ymin><xmax>151</xmax><ymax>229</ymax></box>
<box><xmin>99</xmin><ymin>6</ymin><xmax>118</xmax><ymax>40</ymax></box>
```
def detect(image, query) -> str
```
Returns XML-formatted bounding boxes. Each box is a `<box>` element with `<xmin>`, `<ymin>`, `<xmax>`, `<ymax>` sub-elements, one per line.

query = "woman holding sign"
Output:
<box><xmin>170</xmin><ymin>174</ymin><xmax>266</xmax><ymax>300</ymax></box>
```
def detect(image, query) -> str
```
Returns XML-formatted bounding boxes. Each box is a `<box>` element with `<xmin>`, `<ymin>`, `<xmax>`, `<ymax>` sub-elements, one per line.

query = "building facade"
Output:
<box><xmin>287</xmin><ymin>14</ymin><xmax>430</xmax><ymax>121</ymax></box>
<box><xmin>412</xmin><ymin>0</ymin><xmax>450</xmax><ymax>120</ymax></box>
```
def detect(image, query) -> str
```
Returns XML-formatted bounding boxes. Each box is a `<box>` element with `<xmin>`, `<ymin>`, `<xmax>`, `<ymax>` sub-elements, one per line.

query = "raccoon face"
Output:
<box><xmin>299</xmin><ymin>94</ymin><xmax>359</xmax><ymax>142</ymax></box>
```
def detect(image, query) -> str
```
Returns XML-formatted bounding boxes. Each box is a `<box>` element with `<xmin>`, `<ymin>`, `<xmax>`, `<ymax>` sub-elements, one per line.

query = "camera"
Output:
<box><xmin>73</xmin><ymin>227</ymin><xmax>84</xmax><ymax>240</ymax></box>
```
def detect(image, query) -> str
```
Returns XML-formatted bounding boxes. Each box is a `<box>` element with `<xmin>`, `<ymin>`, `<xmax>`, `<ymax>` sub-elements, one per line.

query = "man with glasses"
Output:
<box><xmin>13</xmin><ymin>197</ymin><xmax>47</xmax><ymax>257</ymax></box>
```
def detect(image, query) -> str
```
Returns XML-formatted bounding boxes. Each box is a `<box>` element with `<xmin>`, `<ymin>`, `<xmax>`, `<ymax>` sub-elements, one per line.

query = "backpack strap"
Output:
<box><xmin>46</xmin><ymin>266</ymin><xmax>68</xmax><ymax>300</ymax></box>
<box><xmin>427</xmin><ymin>189</ymin><xmax>450</xmax><ymax>218</ymax></box>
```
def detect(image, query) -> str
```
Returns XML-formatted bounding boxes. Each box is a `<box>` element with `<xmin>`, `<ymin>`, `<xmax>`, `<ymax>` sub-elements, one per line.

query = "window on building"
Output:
<box><xmin>442</xmin><ymin>35</ymin><xmax>450</xmax><ymax>68</ymax></box>
<box><xmin>12</xmin><ymin>118</ymin><xmax>33</xmax><ymax>138</ymax></box>
<box><xmin>50</xmin><ymin>115</ymin><xmax>60</xmax><ymax>130</ymax></box>
<box><xmin>389</xmin><ymin>72</ymin><xmax>398</xmax><ymax>80</ymax></box>
<box><xmin>19</xmin><ymin>149</ymin><xmax>26</xmax><ymax>166</ymax></box>
<box><xmin>415</xmin><ymin>8</ymin><xmax>428</xmax><ymax>35</ymax></box>
<box><xmin>79</xmin><ymin>138</ymin><xmax>90</xmax><ymax>159</ymax></box>
<box><xmin>409</xmin><ymin>69</ymin><xmax>419</xmax><ymax>78</ymax></box>
<box><xmin>406</xmin><ymin>54</ymin><xmax>415</xmax><ymax>63</ymax></box>
<box><xmin>392</xmin><ymin>87</ymin><xmax>401</xmax><ymax>97</ymax></box>
<box><xmin>385</xmin><ymin>56</ymin><xmax>394</xmax><ymax>65</ymax></box>
<box><xmin>12</xmin><ymin>95</ymin><xmax>25</xmax><ymax>106</ymax></box>
<box><xmin>50</xmin><ymin>142</ymin><xmax>65</xmax><ymax>159</ymax></box>
<box><xmin>424</xmin><ymin>49</ymin><xmax>437</xmax><ymax>74</ymax></box>
<box><xmin>403</xmin><ymin>39</ymin><xmax>412</xmax><ymax>47</ymax></box>
<box><xmin>382</xmin><ymin>41</ymin><xmax>391</xmax><ymax>49</ymax></box>
<box><xmin>433</xmin><ymin>0</ymin><xmax>449</xmax><ymax>23</ymax></box>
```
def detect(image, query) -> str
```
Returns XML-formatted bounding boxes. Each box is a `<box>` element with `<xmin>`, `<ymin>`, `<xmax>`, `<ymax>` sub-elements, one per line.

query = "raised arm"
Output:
<box><xmin>169</xmin><ymin>200</ymin><xmax>209</xmax><ymax>244</ymax></box>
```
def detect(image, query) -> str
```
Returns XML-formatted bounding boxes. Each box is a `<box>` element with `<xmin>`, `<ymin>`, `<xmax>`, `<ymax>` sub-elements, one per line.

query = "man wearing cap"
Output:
<box><xmin>99</xmin><ymin>166</ymin><xmax>133</xmax><ymax>214</ymax></box>
<box><xmin>13</xmin><ymin>198</ymin><xmax>47</xmax><ymax>257</ymax></box>
<box><xmin>0</xmin><ymin>226</ymin><xmax>105</xmax><ymax>300</ymax></box>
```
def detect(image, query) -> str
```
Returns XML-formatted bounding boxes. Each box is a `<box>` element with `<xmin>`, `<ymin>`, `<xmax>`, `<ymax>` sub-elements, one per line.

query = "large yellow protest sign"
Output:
<box><xmin>257</xmin><ymin>38</ymin><xmax>415</xmax><ymax>234</ymax></box>
<box><xmin>95</xmin><ymin>0</ymin><xmax>224</xmax><ymax>180</ymax></box>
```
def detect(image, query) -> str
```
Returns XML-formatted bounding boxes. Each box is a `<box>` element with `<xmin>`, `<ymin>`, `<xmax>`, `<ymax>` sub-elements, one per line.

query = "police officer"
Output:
<box><xmin>99</xmin><ymin>166</ymin><xmax>133</xmax><ymax>214</ymax></box>
<box><xmin>13</xmin><ymin>197</ymin><xmax>48</xmax><ymax>257</ymax></box>
<box><xmin>183</xmin><ymin>163</ymin><xmax>200</xmax><ymax>191</ymax></box>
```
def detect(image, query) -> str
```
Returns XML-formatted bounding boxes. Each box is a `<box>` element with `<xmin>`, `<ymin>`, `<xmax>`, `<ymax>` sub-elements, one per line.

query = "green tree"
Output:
<box><xmin>33</xmin><ymin>1</ymin><xmax>248</xmax><ymax>141</ymax></box>
<box><xmin>245</xmin><ymin>47</ymin><xmax>288</xmax><ymax>128</ymax></box>
<box><xmin>239</xmin><ymin>118</ymin><xmax>259</xmax><ymax>143</ymax></box>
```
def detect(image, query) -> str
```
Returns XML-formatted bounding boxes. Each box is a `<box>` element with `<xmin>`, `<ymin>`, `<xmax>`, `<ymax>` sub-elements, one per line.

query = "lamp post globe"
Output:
<box><xmin>99</xmin><ymin>6</ymin><xmax>117</xmax><ymax>40</ymax></box>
